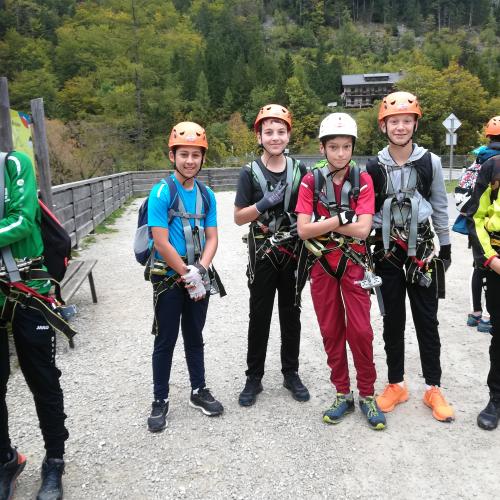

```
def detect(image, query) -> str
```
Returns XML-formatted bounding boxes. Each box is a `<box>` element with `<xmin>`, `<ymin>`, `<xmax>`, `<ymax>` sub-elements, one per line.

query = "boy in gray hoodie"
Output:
<box><xmin>366</xmin><ymin>91</ymin><xmax>454</xmax><ymax>422</ymax></box>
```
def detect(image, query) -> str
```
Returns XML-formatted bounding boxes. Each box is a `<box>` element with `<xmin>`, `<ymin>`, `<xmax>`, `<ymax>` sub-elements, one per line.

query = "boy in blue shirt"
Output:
<box><xmin>147</xmin><ymin>122</ymin><xmax>223</xmax><ymax>432</ymax></box>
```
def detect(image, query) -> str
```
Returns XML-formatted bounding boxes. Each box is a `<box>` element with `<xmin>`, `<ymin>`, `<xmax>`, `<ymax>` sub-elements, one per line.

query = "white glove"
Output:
<box><xmin>187</xmin><ymin>280</ymin><xmax>206</xmax><ymax>301</ymax></box>
<box><xmin>182</xmin><ymin>265</ymin><xmax>207</xmax><ymax>301</ymax></box>
<box><xmin>182</xmin><ymin>265</ymin><xmax>204</xmax><ymax>287</ymax></box>
<box><xmin>338</xmin><ymin>210</ymin><xmax>357</xmax><ymax>225</ymax></box>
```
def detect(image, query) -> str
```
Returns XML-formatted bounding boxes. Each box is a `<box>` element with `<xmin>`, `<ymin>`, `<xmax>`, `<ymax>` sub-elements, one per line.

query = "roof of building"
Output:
<box><xmin>341</xmin><ymin>72</ymin><xmax>403</xmax><ymax>86</ymax></box>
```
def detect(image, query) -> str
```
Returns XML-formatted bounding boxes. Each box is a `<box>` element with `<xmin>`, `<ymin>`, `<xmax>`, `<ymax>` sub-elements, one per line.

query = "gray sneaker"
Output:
<box><xmin>190</xmin><ymin>388</ymin><xmax>224</xmax><ymax>416</ymax></box>
<box><xmin>147</xmin><ymin>400</ymin><xmax>169</xmax><ymax>432</ymax></box>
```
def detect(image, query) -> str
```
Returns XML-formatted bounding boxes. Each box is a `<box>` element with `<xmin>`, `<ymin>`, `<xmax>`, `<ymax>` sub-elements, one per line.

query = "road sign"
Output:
<box><xmin>446</xmin><ymin>132</ymin><xmax>457</xmax><ymax>146</ymax></box>
<box><xmin>442</xmin><ymin>113</ymin><xmax>461</xmax><ymax>133</ymax></box>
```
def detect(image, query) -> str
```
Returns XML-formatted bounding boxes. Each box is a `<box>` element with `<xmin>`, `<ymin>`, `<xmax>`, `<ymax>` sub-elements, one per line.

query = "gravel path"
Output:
<box><xmin>6</xmin><ymin>191</ymin><xmax>499</xmax><ymax>499</ymax></box>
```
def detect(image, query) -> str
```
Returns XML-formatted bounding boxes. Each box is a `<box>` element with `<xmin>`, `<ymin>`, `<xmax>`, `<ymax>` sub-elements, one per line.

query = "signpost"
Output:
<box><xmin>442</xmin><ymin>113</ymin><xmax>461</xmax><ymax>180</ymax></box>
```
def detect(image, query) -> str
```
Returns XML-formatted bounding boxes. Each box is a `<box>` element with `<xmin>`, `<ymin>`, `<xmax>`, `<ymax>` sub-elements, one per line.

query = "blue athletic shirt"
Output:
<box><xmin>147</xmin><ymin>174</ymin><xmax>217</xmax><ymax>260</ymax></box>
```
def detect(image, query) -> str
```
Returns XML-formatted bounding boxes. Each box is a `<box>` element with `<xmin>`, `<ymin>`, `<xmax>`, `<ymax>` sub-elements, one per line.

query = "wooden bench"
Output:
<box><xmin>60</xmin><ymin>259</ymin><xmax>98</xmax><ymax>304</ymax></box>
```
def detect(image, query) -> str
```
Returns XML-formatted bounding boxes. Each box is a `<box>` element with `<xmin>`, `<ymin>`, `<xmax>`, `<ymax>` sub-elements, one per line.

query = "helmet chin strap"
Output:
<box><xmin>260</xmin><ymin>143</ymin><xmax>286</xmax><ymax>160</ymax></box>
<box><xmin>324</xmin><ymin>151</ymin><xmax>350</xmax><ymax>179</ymax></box>
<box><xmin>173</xmin><ymin>153</ymin><xmax>205</xmax><ymax>186</ymax></box>
<box><xmin>385</xmin><ymin>121</ymin><xmax>417</xmax><ymax>148</ymax></box>
<box><xmin>387</xmin><ymin>133</ymin><xmax>413</xmax><ymax>148</ymax></box>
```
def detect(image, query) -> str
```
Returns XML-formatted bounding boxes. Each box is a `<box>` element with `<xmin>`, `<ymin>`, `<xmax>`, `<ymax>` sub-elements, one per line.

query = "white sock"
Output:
<box><xmin>397</xmin><ymin>381</ymin><xmax>405</xmax><ymax>387</ymax></box>
<box><xmin>425</xmin><ymin>384</ymin><xmax>437</xmax><ymax>391</ymax></box>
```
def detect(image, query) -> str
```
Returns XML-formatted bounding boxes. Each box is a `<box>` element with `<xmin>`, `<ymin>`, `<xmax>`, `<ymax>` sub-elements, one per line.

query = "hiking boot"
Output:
<box><xmin>376</xmin><ymin>383</ymin><xmax>409</xmax><ymax>412</ymax></box>
<box><xmin>0</xmin><ymin>449</ymin><xmax>26</xmax><ymax>500</ymax></box>
<box><xmin>36</xmin><ymin>457</ymin><xmax>64</xmax><ymax>500</ymax></box>
<box><xmin>477</xmin><ymin>396</ymin><xmax>500</xmax><ymax>431</ymax></box>
<box><xmin>147</xmin><ymin>400</ymin><xmax>169</xmax><ymax>433</ymax></box>
<box><xmin>238</xmin><ymin>377</ymin><xmax>263</xmax><ymax>407</ymax></box>
<box><xmin>467</xmin><ymin>313</ymin><xmax>481</xmax><ymax>327</ymax></box>
<box><xmin>190</xmin><ymin>387</ymin><xmax>224</xmax><ymax>416</ymax></box>
<box><xmin>359</xmin><ymin>396</ymin><xmax>386</xmax><ymax>430</ymax></box>
<box><xmin>323</xmin><ymin>392</ymin><xmax>355</xmax><ymax>424</ymax></box>
<box><xmin>477</xmin><ymin>318</ymin><xmax>492</xmax><ymax>334</ymax></box>
<box><xmin>423</xmin><ymin>386</ymin><xmax>454</xmax><ymax>422</ymax></box>
<box><xmin>283</xmin><ymin>372</ymin><xmax>310</xmax><ymax>402</ymax></box>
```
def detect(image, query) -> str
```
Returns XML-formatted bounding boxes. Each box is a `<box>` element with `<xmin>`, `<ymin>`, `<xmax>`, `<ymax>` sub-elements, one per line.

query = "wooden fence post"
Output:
<box><xmin>30</xmin><ymin>98</ymin><xmax>54</xmax><ymax>209</ymax></box>
<box><xmin>0</xmin><ymin>77</ymin><xmax>14</xmax><ymax>151</ymax></box>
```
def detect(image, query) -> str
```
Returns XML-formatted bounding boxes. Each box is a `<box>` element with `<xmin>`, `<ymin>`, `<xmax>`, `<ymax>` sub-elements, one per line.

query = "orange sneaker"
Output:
<box><xmin>423</xmin><ymin>386</ymin><xmax>455</xmax><ymax>422</ymax></box>
<box><xmin>376</xmin><ymin>383</ymin><xmax>409</xmax><ymax>412</ymax></box>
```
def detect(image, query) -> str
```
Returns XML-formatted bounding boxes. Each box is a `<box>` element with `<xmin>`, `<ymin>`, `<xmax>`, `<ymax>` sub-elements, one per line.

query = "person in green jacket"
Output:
<box><xmin>466</xmin><ymin>116</ymin><xmax>500</xmax><ymax>431</ymax></box>
<box><xmin>0</xmin><ymin>151</ymin><xmax>67</xmax><ymax>500</ymax></box>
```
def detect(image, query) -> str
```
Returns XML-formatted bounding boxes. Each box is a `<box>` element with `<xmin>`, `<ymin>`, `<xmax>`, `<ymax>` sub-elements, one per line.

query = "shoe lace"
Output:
<box><xmin>330</xmin><ymin>394</ymin><xmax>346</xmax><ymax>410</ymax></box>
<box><xmin>428</xmin><ymin>387</ymin><xmax>447</xmax><ymax>407</ymax></box>
<box><xmin>197</xmin><ymin>387</ymin><xmax>215</xmax><ymax>402</ymax></box>
<box><xmin>382</xmin><ymin>383</ymin><xmax>402</xmax><ymax>398</ymax></box>
<box><xmin>363</xmin><ymin>398</ymin><xmax>380</xmax><ymax>418</ymax></box>
<box><xmin>151</xmin><ymin>400</ymin><xmax>167</xmax><ymax>416</ymax></box>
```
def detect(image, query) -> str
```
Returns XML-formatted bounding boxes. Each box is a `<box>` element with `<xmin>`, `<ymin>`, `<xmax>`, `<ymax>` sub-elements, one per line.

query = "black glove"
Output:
<box><xmin>439</xmin><ymin>244</ymin><xmax>452</xmax><ymax>271</ymax></box>
<box><xmin>255</xmin><ymin>180</ymin><xmax>287</xmax><ymax>214</ymax></box>
<box><xmin>338</xmin><ymin>209</ymin><xmax>357</xmax><ymax>225</ymax></box>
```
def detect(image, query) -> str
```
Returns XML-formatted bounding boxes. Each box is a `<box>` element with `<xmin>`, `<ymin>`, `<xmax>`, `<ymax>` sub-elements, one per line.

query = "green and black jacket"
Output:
<box><xmin>0</xmin><ymin>151</ymin><xmax>51</xmax><ymax>305</ymax></box>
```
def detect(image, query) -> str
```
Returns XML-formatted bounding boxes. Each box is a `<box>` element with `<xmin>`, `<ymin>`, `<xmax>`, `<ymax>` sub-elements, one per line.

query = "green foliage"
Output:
<box><xmin>0</xmin><ymin>0</ymin><xmax>498</xmax><ymax>177</ymax></box>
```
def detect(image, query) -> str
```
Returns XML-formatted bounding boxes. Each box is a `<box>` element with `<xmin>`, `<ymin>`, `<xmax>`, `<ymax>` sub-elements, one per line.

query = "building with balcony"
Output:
<box><xmin>341</xmin><ymin>72</ymin><xmax>403</xmax><ymax>108</ymax></box>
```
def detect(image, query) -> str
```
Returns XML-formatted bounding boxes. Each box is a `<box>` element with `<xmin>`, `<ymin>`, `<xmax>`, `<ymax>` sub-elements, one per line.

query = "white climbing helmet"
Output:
<box><xmin>318</xmin><ymin>113</ymin><xmax>357</xmax><ymax>140</ymax></box>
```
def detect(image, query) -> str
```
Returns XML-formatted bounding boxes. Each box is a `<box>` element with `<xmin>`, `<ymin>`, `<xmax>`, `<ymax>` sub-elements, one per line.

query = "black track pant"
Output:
<box><xmin>471</xmin><ymin>267</ymin><xmax>486</xmax><ymax>313</ymax></box>
<box><xmin>486</xmin><ymin>270</ymin><xmax>500</xmax><ymax>396</ymax></box>
<box><xmin>0</xmin><ymin>304</ymin><xmax>68</xmax><ymax>460</ymax></box>
<box><xmin>376</xmin><ymin>257</ymin><xmax>442</xmax><ymax>386</ymax></box>
<box><xmin>246</xmin><ymin>256</ymin><xmax>301</xmax><ymax>379</ymax></box>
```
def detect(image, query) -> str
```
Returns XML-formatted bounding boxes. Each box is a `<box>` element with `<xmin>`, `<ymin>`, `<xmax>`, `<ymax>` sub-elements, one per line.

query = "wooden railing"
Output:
<box><xmin>52</xmin><ymin>173</ymin><xmax>134</xmax><ymax>247</ymax></box>
<box><xmin>52</xmin><ymin>155</ymin><xmax>469</xmax><ymax>247</ymax></box>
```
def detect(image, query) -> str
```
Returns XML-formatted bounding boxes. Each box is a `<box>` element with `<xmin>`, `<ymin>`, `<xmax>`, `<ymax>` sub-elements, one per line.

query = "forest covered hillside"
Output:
<box><xmin>1</xmin><ymin>0</ymin><xmax>499</xmax><ymax>180</ymax></box>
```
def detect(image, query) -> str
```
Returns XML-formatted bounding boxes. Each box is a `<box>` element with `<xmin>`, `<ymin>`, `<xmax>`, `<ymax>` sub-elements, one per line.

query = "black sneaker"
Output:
<box><xmin>283</xmin><ymin>372</ymin><xmax>310</xmax><ymax>402</ymax></box>
<box><xmin>36</xmin><ymin>457</ymin><xmax>64</xmax><ymax>500</ymax></box>
<box><xmin>477</xmin><ymin>396</ymin><xmax>500</xmax><ymax>431</ymax></box>
<box><xmin>147</xmin><ymin>400</ymin><xmax>169</xmax><ymax>432</ymax></box>
<box><xmin>189</xmin><ymin>387</ymin><xmax>224</xmax><ymax>416</ymax></box>
<box><xmin>238</xmin><ymin>377</ymin><xmax>263</xmax><ymax>407</ymax></box>
<box><xmin>0</xmin><ymin>449</ymin><xmax>26</xmax><ymax>500</ymax></box>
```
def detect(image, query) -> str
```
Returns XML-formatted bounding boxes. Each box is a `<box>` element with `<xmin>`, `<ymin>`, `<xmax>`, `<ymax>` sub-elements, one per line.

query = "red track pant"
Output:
<box><xmin>310</xmin><ymin>261</ymin><xmax>376</xmax><ymax>397</ymax></box>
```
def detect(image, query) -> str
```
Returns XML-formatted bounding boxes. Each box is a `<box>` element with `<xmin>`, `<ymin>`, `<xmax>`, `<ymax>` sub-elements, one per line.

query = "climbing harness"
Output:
<box><xmin>244</xmin><ymin>157</ymin><xmax>303</xmax><ymax>283</ymax></box>
<box><xmin>0</xmin><ymin>259</ymin><xmax>77</xmax><ymax>347</ymax></box>
<box><xmin>295</xmin><ymin>164</ymin><xmax>384</xmax><ymax>314</ymax></box>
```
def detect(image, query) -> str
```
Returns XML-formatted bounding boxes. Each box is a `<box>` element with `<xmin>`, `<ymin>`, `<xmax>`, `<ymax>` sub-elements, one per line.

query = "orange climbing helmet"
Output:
<box><xmin>485</xmin><ymin>116</ymin><xmax>500</xmax><ymax>137</ymax></box>
<box><xmin>254</xmin><ymin>104</ymin><xmax>292</xmax><ymax>132</ymax></box>
<box><xmin>378</xmin><ymin>91</ymin><xmax>422</xmax><ymax>125</ymax></box>
<box><xmin>168</xmin><ymin>122</ymin><xmax>208</xmax><ymax>150</ymax></box>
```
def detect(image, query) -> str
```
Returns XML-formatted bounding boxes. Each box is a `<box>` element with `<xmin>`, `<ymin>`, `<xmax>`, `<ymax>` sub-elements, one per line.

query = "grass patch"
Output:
<box><xmin>76</xmin><ymin>199</ymin><xmax>134</xmax><ymax>250</ymax></box>
<box><xmin>445</xmin><ymin>179</ymin><xmax>458</xmax><ymax>193</ymax></box>
<box><xmin>93</xmin><ymin>202</ymin><xmax>133</xmax><ymax>234</ymax></box>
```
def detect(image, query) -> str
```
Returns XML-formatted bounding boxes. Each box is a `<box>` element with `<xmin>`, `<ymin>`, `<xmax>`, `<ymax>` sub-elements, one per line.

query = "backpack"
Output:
<box><xmin>133</xmin><ymin>176</ymin><xmax>211</xmax><ymax>265</ymax></box>
<box><xmin>39</xmin><ymin>198</ymin><xmax>72</xmax><ymax>283</ymax></box>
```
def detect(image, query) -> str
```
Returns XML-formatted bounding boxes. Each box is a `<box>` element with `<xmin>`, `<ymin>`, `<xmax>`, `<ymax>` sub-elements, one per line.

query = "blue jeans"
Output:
<box><xmin>151</xmin><ymin>280</ymin><xmax>209</xmax><ymax>400</ymax></box>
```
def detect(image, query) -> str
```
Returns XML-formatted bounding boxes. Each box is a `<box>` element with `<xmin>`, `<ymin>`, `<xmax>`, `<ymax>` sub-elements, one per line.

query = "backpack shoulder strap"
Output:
<box><xmin>414</xmin><ymin>151</ymin><xmax>433</xmax><ymax>200</ymax></box>
<box><xmin>250</xmin><ymin>160</ymin><xmax>268</xmax><ymax>195</ymax></box>
<box><xmin>349</xmin><ymin>164</ymin><xmax>360</xmax><ymax>202</ymax></box>
<box><xmin>0</xmin><ymin>151</ymin><xmax>21</xmax><ymax>282</ymax></box>
<box><xmin>312</xmin><ymin>167</ymin><xmax>325</xmax><ymax>206</ymax></box>
<box><xmin>166</xmin><ymin>176</ymin><xmax>179</xmax><ymax>223</ymax></box>
<box><xmin>365</xmin><ymin>157</ymin><xmax>379</xmax><ymax>172</ymax></box>
<box><xmin>194</xmin><ymin>179</ymin><xmax>211</xmax><ymax>215</ymax></box>
<box><xmin>283</xmin><ymin>156</ymin><xmax>294</xmax><ymax>212</ymax></box>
